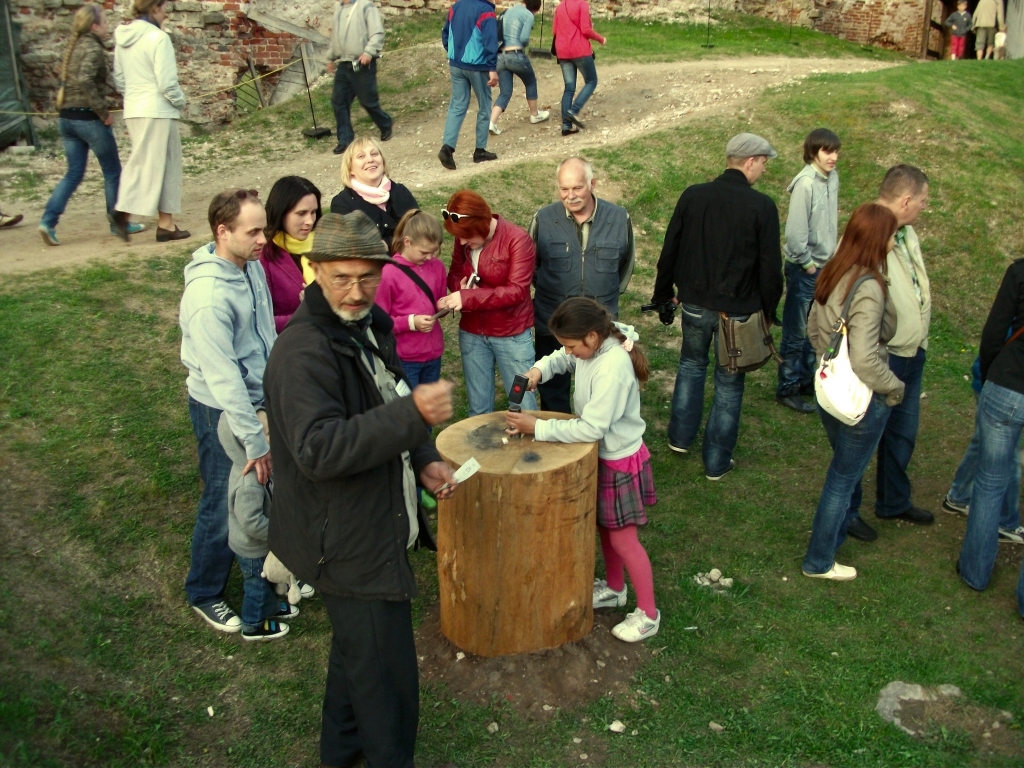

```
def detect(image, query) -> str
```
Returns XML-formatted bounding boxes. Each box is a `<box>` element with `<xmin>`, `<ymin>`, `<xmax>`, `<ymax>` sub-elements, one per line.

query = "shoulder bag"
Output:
<box><xmin>814</xmin><ymin>274</ymin><xmax>876</xmax><ymax>426</ymax></box>
<box><xmin>717</xmin><ymin>310</ymin><xmax>780</xmax><ymax>375</ymax></box>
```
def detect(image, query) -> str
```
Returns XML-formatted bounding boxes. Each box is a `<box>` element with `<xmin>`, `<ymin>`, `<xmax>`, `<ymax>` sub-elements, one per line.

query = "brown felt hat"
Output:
<box><xmin>306</xmin><ymin>211</ymin><xmax>393</xmax><ymax>263</ymax></box>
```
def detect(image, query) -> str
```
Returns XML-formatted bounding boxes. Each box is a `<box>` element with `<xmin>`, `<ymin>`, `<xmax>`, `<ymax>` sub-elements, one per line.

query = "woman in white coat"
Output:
<box><xmin>113</xmin><ymin>0</ymin><xmax>190</xmax><ymax>241</ymax></box>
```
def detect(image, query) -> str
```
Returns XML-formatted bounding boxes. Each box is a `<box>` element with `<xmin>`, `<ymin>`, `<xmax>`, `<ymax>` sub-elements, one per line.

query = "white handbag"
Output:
<box><xmin>814</xmin><ymin>275</ymin><xmax>875</xmax><ymax>426</ymax></box>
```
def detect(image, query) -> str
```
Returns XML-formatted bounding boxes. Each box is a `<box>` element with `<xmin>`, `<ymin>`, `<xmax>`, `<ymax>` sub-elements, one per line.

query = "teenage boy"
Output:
<box><xmin>776</xmin><ymin>128</ymin><xmax>841</xmax><ymax>414</ymax></box>
<box><xmin>944</xmin><ymin>0</ymin><xmax>972</xmax><ymax>60</ymax></box>
<box><xmin>179</xmin><ymin>189</ymin><xmax>276</xmax><ymax>632</ymax></box>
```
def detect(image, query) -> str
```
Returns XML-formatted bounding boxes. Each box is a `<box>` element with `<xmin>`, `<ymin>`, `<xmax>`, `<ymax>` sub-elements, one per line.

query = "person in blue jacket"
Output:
<box><xmin>438</xmin><ymin>0</ymin><xmax>499</xmax><ymax>170</ymax></box>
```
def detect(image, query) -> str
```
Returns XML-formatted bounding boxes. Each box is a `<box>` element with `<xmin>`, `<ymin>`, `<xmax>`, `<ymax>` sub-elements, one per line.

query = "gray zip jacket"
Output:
<box><xmin>218</xmin><ymin>413</ymin><xmax>270</xmax><ymax>559</ymax></box>
<box><xmin>179</xmin><ymin>243</ymin><xmax>277</xmax><ymax>460</ymax></box>
<box><xmin>326</xmin><ymin>0</ymin><xmax>385</xmax><ymax>62</ymax></box>
<box><xmin>784</xmin><ymin>164</ymin><xmax>839</xmax><ymax>269</ymax></box>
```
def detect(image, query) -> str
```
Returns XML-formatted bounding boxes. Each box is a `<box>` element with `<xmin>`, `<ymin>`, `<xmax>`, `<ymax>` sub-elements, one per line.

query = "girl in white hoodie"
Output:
<box><xmin>506</xmin><ymin>297</ymin><xmax>660</xmax><ymax>642</ymax></box>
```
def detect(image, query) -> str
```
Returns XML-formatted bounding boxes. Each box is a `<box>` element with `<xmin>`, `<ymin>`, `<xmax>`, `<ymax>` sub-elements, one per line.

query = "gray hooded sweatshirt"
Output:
<box><xmin>784</xmin><ymin>164</ymin><xmax>839</xmax><ymax>269</ymax></box>
<box><xmin>218</xmin><ymin>413</ymin><xmax>270</xmax><ymax>559</ymax></box>
<box><xmin>179</xmin><ymin>243</ymin><xmax>277</xmax><ymax>460</ymax></box>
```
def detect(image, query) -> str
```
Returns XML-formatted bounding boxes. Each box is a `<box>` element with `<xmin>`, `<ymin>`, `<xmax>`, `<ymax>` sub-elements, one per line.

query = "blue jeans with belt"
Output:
<box><xmin>41</xmin><ymin>117</ymin><xmax>122</xmax><ymax>229</ymax></box>
<box><xmin>495</xmin><ymin>50</ymin><xmax>538</xmax><ymax>110</ymax></box>
<box><xmin>668</xmin><ymin>303</ymin><xmax>746</xmax><ymax>477</ymax></box>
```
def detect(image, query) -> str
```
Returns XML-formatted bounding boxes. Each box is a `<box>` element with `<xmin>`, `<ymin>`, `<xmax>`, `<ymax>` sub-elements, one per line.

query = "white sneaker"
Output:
<box><xmin>612</xmin><ymin>608</ymin><xmax>660</xmax><ymax>642</ymax></box>
<box><xmin>298</xmin><ymin>580</ymin><xmax>316</xmax><ymax>598</ymax></box>
<box><xmin>999</xmin><ymin>525</ymin><xmax>1024</xmax><ymax>544</ymax></box>
<box><xmin>489</xmin><ymin>122</ymin><xmax>502</xmax><ymax>135</ymax></box>
<box><xmin>802</xmin><ymin>562</ymin><xmax>857</xmax><ymax>581</ymax></box>
<box><xmin>530</xmin><ymin>110</ymin><xmax>551</xmax><ymax>124</ymax></box>
<box><xmin>593</xmin><ymin>579</ymin><xmax>627</xmax><ymax>609</ymax></box>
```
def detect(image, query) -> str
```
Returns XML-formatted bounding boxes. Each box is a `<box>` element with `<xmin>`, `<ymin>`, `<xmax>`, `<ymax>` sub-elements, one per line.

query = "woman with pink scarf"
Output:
<box><xmin>329</xmin><ymin>137</ymin><xmax>418</xmax><ymax>251</ymax></box>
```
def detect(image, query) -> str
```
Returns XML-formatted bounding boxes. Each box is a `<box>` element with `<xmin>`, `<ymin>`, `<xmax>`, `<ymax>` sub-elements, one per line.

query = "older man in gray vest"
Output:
<box><xmin>529</xmin><ymin>156</ymin><xmax>635</xmax><ymax>412</ymax></box>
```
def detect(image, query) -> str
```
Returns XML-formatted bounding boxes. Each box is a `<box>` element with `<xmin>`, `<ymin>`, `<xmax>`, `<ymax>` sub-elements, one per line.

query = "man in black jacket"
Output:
<box><xmin>651</xmin><ymin>133</ymin><xmax>784</xmax><ymax>481</ymax></box>
<box><xmin>264</xmin><ymin>211</ymin><xmax>458</xmax><ymax>768</ymax></box>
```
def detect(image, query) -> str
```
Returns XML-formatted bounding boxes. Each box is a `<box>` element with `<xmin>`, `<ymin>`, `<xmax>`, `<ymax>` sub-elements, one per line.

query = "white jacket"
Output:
<box><xmin>114</xmin><ymin>19</ymin><xmax>186</xmax><ymax>119</ymax></box>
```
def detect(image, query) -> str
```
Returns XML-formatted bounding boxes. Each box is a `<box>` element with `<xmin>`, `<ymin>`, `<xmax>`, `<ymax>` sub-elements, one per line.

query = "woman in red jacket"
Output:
<box><xmin>553</xmin><ymin>0</ymin><xmax>606</xmax><ymax>137</ymax></box>
<box><xmin>437</xmin><ymin>189</ymin><xmax>538</xmax><ymax>415</ymax></box>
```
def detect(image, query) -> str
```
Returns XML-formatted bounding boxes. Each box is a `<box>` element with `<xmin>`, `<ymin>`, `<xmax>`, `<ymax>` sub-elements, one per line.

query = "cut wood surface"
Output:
<box><xmin>435</xmin><ymin>411</ymin><xmax>599</xmax><ymax>657</ymax></box>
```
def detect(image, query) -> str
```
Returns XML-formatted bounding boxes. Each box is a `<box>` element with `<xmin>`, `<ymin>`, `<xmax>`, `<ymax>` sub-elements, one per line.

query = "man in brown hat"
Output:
<box><xmin>264</xmin><ymin>210</ymin><xmax>459</xmax><ymax>768</ymax></box>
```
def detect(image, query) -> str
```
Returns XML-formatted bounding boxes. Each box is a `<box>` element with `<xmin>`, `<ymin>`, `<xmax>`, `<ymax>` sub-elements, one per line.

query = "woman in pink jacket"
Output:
<box><xmin>553</xmin><ymin>0</ymin><xmax>606</xmax><ymax>137</ymax></box>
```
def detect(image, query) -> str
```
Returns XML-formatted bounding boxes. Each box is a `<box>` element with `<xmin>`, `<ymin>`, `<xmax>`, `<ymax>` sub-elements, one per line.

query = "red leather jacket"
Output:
<box><xmin>447</xmin><ymin>216</ymin><xmax>535</xmax><ymax>337</ymax></box>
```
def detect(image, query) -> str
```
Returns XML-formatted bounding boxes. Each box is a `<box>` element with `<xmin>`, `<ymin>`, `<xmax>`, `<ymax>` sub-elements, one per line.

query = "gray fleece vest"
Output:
<box><xmin>532</xmin><ymin>200</ymin><xmax>630</xmax><ymax>336</ymax></box>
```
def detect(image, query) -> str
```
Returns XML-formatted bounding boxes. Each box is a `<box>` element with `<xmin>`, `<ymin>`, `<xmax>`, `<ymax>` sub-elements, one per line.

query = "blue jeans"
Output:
<box><xmin>559</xmin><ymin>55</ymin><xmax>598</xmax><ymax>129</ymax></box>
<box><xmin>185</xmin><ymin>397</ymin><xmax>234</xmax><ymax>608</ymax></box>
<box><xmin>803</xmin><ymin>396</ymin><xmax>893</xmax><ymax>574</ymax></box>
<box><xmin>41</xmin><ymin>117</ymin><xmax>121</xmax><ymax>229</ymax></box>
<box><xmin>495</xmin><ymin>50</ymin><xmax>538</xmax><ymax>110</ymax></box>
<box><xmin>400</xmin><ymin>357</ymin><xmax>442</xmax><ymax>388</ymax></box>
<box><xmin>235</xmin><ymin>553</ymin><xmax>279</xmax><ymax>631</ymax></box>
<box><xmin>948</xmin><ymin>405</ymin><xmax>1021</xmax><ymax>530</ymax></box>
<box><xmin>777</xmin><ymin>262</ymin><xmax>818</xmax><ymax>397</ymax></box>
<box><xmin>330</xmin><ymin>59</ymin><xmax>392</xmax><ymax>150</ymax></box>
<box><xmin>459</xmin><ymin>328</ymin><xmax>537</xmax><ymax>416</ymax></box>
<box><xmin>668</xmin><ymin>303</ymin><xmax>746</xmax><ymax>477</ymax></box>
<box><xmin>959</xmin><ymin>383</ymin><xmax>1024</xmax><ymax>591</ymax></box>
<box><xmin>443</xmin><ymin>66</ymin><xmax>491</xmax><ymax>151</ymax></box>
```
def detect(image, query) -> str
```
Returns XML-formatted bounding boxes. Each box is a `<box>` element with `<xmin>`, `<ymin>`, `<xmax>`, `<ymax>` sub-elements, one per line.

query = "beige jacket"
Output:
<box><xmin>884</xmin><ymin>225</ymin><xmax>931</xmax><ymax>357</ymax></box>
<box><xmin>973</xmin><ymin>0</ymin><xmax>1005</xmax><ymax>29</ymax></box>
<box><xmin>809</xmin><ymin>271</ymin><xmax>905</xmax><ymax>406</ymax></box>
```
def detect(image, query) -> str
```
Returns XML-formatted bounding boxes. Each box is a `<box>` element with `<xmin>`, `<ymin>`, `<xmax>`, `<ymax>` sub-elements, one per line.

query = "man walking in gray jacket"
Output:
<box><xmin>326</xmin><ymin>0</ymin><xmax>392</xmax><ymax>154</ymax></box>
<box><xmin>179</xmin><ymin>188</ymin><xmax>276</xmax><ymax>633</ymax></box>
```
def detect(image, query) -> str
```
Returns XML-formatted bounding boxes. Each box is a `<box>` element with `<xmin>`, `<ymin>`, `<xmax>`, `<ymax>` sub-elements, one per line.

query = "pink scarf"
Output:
<box><xmin>351</xmin><ymin>175</ymin><xmax>392</xmax><ymax>210</ymax></box>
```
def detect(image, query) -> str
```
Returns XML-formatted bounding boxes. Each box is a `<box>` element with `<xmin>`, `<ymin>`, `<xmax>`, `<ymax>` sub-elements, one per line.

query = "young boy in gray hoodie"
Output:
<box><xmin>776</xmin><ymin>128</ymin><xmax>841</xmax><ymax>414</ymax></box>
<box><xmin>217</xmin><ymin>411</ymin><xmax>297</xmax><ymax>641</ymax></box>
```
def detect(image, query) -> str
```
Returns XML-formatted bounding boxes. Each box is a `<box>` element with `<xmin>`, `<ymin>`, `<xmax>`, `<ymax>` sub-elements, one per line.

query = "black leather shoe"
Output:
<box><xmin>799</xmin><ymin>381</ymin><xmax>815</xmax><ymax>397</ymax></box>
<box><xmin>883</xmin><ymin>506</ymin><xmax>935</xmax><ymax>525</ymax></box>
<box><xmin>332</xmin><ymin>143</ymin><xmax>348</xmax><ymax>155</ymax></box>
<box><xmin>561</xmin><ymin>126</ymin><xmax>580</xmax><ymax>137</ymax></box>
<box><xmin>380</xmin><ymin>127</ymin><xmax>393</xmax><ymax>142</ymax></box>
<box><xmin>438</xmin><ymin>144</ymin><xmax>456</xmax><ymax>170</ymax></box>
<box><xmin>156</xmin><ymin>226</ymin><xmax>191</xmax><ymax>242</ymax></box>
<box><xmin>473</xmin><ymin>148</ymin><xmax>497</xmax><ymax>163</ymax></box>
<box><xmin>776</xmin><ymin>394</ymin><xmax>816</xmax><ymax>413</ymax></box>
<box><xmin>565</xmin><ymin>111</ymin><xmax>586</xmax><ymax>130</ymax></box>
<box><xmin>847</xmin><ymin>517</ymin><xmax>878</xmax><ymax>542</ymax></box>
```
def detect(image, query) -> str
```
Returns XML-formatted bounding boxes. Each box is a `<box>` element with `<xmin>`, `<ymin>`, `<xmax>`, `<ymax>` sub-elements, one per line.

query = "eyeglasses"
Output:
<box><xmin>441</xmin><ymin>208</ymin><xmax>473</xmax><ymax>223</ymax></box>
<box><xmin>327</xmin><ymin>274</ymin><xmax>383</xmax><ymax>292</ymax></box>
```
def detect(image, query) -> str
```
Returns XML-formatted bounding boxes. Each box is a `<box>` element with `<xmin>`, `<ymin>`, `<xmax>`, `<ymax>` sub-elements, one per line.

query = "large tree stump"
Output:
<box><xmin>435</xmin><ymin>411</ymin><xmax>598</xmax><ymax>657</ymax></box>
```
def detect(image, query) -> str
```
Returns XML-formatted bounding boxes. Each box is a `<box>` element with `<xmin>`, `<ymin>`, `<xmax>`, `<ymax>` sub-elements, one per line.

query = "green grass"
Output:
<box><xmin>2</xmin><ymin>24</ymin><xmax>1023</xmax><ymax>768</ymax></box>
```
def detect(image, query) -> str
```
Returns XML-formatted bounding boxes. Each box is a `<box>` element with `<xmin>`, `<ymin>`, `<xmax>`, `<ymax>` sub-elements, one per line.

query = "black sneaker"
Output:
<box><xmin>192</xmin><ymin>600</ymin><xmax>242</xmax><ymax>633</ymax></box>
<box><xmin>564</xmin><ymin>112</ymin><xmax>586</xmax><ymax>130</ymax></box>
<box><xmin>438</xmin><ymin>144</ymin><xmax>456</xmax><ymax>170</ymax></box>
<box><xmin>473</xmin><ymin>148</ymin><xmax>497</xmax><ymax>163</ymax></box>
<box><xmin>942</xmin><ymin>494</ymin><xmax>969</xmax><ymax>516</ymax></box>
<box><xmin>706</xmin><ymin>460</ymin><xmax>736</xmax><ymax>481</ymax></box>
<box><xmin>241</xmin><ymin>619</ymin><xmax>290</xmax><ymax>642</ymax></box>
<box><xmin>776</xmin><ymin>394</ymin><xmax>816</xmax><ymax>413</ymax></box>
<box><xmin>847</xmin><ymin>516</ymin><xmax>878</xmax><ymax>542</ymax></box>
<box><xmin>271</xmin><ymin>601</ymin><xmax>300</xmax><ymax>620</ymax></box>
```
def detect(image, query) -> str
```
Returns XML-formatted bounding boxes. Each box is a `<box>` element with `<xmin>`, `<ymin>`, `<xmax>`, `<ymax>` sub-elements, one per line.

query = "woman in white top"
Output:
<box><xmin>113</xmin><ymin>0</ymin><xmax>189</xmax><ymax>242</ymax></box>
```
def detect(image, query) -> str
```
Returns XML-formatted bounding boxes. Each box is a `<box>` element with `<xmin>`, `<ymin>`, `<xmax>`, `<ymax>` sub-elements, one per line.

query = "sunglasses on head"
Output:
<box><xmin>441</xmin><ymin>208</ymin><xmax>472</xmax><ymax>223</ymax></box>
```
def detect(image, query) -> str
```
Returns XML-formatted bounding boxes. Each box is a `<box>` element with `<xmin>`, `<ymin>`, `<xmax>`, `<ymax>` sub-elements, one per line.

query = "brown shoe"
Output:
<box><xmin>156</xmin><ymin>226</ymin><xmax>191</xmax><ymax>242</ymax></box>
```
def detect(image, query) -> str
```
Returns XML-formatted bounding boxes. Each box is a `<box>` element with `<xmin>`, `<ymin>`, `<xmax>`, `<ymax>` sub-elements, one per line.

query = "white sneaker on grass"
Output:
<box><xmin>593</xmin><ymin>579</ymin><xmax>627</xmax><ymax>609</ymax></box>
<box><xmin>999</xmin><ymin>525</ymin><xmax>1024</xmax><ymax>544</ymax></box>
<box><xmin>612</xmin><ymin>608</ymin><xmax>660</xmax><ymax>642</ymax></box>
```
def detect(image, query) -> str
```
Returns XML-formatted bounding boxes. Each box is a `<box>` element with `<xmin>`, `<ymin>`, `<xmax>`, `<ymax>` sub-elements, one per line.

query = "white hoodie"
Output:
<box><xmin>114</xmin><ymin>19</ymin><xmax>186</xmax><ymax>119</ymax></box>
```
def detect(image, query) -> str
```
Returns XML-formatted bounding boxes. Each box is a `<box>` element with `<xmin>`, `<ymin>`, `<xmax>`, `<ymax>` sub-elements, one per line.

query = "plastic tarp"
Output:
<box><xmin>0</xmin><ymin>0</ymin><xmax>34</xmax><ymax>147</ymax></box>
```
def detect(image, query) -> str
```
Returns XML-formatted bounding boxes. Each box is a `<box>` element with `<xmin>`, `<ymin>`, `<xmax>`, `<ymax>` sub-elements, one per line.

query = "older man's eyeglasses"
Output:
<box><xmin>441</xmin><ymin>208</ymin><xmax>472</xmax><ymax>223</ymax></box>
<box><xmin>328</xmin><ymin>274</ymin><xmax>383</xmax><ymax>291</ymax></box>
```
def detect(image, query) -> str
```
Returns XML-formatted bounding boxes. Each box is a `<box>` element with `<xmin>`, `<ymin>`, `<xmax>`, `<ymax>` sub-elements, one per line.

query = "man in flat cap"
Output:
<box><xmin>264</xmin><ymin>211</ymin><xmax>459</xmax><ymax>768</ymax></box>
<box><xmin>651</xmin><ymin>133</ymin><xmax>783</xmax><ymax>480</ymax></box>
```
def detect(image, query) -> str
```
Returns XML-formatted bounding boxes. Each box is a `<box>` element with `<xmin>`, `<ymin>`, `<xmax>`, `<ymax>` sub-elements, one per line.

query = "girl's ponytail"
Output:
<box><xmin>548</xmin><ymin>297</ymin><xmax>650</xmax><ymax>384</ymax></box>
<box><xmin>57</xmin><ymin>5</ymin><xmax>100</xmax><ymax>109</ymax></box>
<box><xmin>392</xmin><ymin>209</ymin><xmax>444</xmax><ymax>254</ymax></box>
<box><xmin>609</xmin><ymin>324</ymin><xmax>650</xmax><ymax>384</ymax></box>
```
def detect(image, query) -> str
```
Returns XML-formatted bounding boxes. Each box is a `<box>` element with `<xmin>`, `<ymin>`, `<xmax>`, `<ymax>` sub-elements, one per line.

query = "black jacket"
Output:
<box><xmin>264</xmin><ymin>281</ymin><xmax>440</xmax><ymax>601</ymax></box>
<box><xmin>329</xmin><ymin>183</ymin><xmax>419</xmax><ymax>251</ymax></box>
<box><xmin>981</xmin><ymin>258</ymin><xmax>1024</xmax><ymax>395</ymax></box>
<box><xmin>652</xmin><ymin>169</ymin><xmax>783</xmax><ymax>321</ymax></box>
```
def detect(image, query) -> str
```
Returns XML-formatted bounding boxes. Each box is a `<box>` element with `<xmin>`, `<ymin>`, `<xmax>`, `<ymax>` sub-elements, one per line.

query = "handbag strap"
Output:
<box><xmin>1005</xmin><ymin>323</ymin><xmax>1024</xmax><ymax>348</ymax></box>
<box><xmin>823</xmin><ymin>274</ymin><xmax>877</xmax><ymax>362</ymax></box>
<box><xmin>393</xmin><ymin>263</ymin><xmax>438</xmax><ymax>308</ymax></box>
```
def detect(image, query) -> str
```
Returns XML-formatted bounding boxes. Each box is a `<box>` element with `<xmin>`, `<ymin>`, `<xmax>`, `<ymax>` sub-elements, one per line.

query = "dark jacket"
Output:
<box><xmin>653</xmin><ymin>169</ymin><xmax>783</xmax><ymax>321</ymax></box>
<box><xmin>61</xmin><ymin>32</ymin><xmax>111</xmax><ymax>121</ymax></box>
<box><xmin>264</xmin><ymin>281</ymin><xmax>440</xmax><ymax>601</ymax></box>
<box><xmin>329</xmin><ymin>183</ymin><xmax>419</xmax><ymax>252</ymax></box>
<box><xmin>980</xmin><ymin>259</ymin><xmax>1024</xmax><ymax>395</ymax></box>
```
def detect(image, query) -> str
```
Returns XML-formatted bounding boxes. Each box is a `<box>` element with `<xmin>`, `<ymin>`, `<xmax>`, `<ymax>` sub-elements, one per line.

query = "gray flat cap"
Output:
<box><xmin>726</xmin><ymin>133</ymin><xmax>778</xmax><ymax>159</ymax></box>
<box><xmin>307</xmin><ymin>211</ymin><xmax>393</xmax><ymax>263</ymax></box>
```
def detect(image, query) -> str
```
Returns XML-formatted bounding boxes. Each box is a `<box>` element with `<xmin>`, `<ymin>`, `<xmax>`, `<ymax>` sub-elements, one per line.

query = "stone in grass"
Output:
<box><xmin>487</xmin><ymin>722</ymin><xmax>499</xmax><ymax>734</ymax></box>
<box><xmin>708</xmin><ymin>568</ymin><xmax>722</xmax><ymax>583</ymax></box>
<box><xmin>709</xmin><ymin>721</ymin><xmax>725</xmax><ymax>733</ymax></box>
<box><xmin>720</xmin><ymin>577</ymin><xmax>734</xmax><ymax>588</ymax></box>
<box><xmin>875</xmin><ymin>681</ymin><xmax>962</xmax><ymax>736</ymax></box>
<box><xmin>609</xmin><ymin>720</ymin><xmax>626</xmax><ymax>733</ymax></box>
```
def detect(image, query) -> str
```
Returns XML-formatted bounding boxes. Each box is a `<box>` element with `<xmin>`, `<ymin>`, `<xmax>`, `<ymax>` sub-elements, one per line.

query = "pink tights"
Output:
<box><xmin>599</xmin><ymin>525</ymin><xmax>656</xmax><ymax>618</ymax></box>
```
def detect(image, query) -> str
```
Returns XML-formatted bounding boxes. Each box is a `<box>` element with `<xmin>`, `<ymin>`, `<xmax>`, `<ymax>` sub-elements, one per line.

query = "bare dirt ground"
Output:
<box><xmin>0</xmin><ymin>55</ymin><xmax>898</xmax><ymax>275</ymax></box>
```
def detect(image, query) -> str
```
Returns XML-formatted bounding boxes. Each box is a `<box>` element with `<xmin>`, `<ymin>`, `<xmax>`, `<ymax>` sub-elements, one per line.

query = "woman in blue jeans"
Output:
<box><xmin>39</xmin><ymin>4</ymin><xmax>140</xmax><ymax>246</ymax></box>
<box><xmin>957</xmin><ymin>258</ymin><xmax>1024</xmax><ymax>619</ymax></box>
<box><xmin>802</xmin><ymin>204</ymin><xmax>904</xmax><ymax>582</ymax></box>
<box><xmin>552</xmin><ymin>0</ymin><xmax>606</xmax><ymax>136</ymax></box>
<box><xmin>488</xmin><ymin>0</ymin><xmax>549</xmax><ymax>135</ymax></box>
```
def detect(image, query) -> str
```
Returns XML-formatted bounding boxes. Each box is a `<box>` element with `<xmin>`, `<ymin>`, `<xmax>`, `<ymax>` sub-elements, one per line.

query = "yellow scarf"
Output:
<box><xmin>273</xmin><ymin>231</ymin><xmax>316</xmax><ymax>285</ymax></box>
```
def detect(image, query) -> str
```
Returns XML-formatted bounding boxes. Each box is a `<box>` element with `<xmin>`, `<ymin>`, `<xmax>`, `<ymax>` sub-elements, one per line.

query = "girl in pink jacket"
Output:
<box><xmin>553</xmin><ymin>0</ymin><xmax>606</xmax><ymax>136</ymax></box>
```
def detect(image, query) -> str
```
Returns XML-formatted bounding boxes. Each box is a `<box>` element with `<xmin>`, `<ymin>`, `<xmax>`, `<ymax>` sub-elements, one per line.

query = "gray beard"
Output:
<box><xmin>331</xmin><ymin>305</ymin><xmax>371</xmax><ymax>323</ymax></box>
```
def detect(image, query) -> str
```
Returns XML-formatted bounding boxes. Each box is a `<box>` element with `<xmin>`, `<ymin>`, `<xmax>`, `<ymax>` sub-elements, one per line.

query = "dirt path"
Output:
<box><xmin>0</xmin><ymin>55</ymin><xmax>898</xmax><ymax>275</ymax></box>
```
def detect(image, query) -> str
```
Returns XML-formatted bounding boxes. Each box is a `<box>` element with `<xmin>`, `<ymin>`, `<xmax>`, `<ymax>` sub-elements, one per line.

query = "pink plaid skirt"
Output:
<box><xmin>597</xmin><ymin>442</ymin><xmax>656</xmax><ymax>529</ymax></box>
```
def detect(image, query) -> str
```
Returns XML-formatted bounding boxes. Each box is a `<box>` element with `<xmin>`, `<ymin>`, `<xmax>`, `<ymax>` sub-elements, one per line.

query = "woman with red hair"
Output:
<box><xmin>801</xmin><ymin>203</ymin><xmax>905</xmax><ymax>583</ymax></box>
<box><xmin>437</xmin><ymin>190</ymin><xmax>537</xmax><ymax>415</ymax></box>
